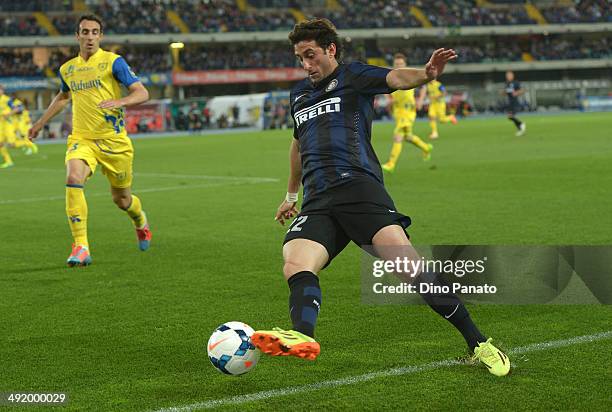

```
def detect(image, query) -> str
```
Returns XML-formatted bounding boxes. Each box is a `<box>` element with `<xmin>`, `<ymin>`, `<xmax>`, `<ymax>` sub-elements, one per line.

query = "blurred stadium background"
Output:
<box><xmin>1</xmin><ymin>0</ymin><xmax>610</xmax><ymax>139</ymax></box>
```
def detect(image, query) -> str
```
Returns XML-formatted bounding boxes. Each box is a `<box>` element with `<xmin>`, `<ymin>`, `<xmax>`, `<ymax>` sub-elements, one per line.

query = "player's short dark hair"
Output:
<box><xmin>289</xmin><ymin>18</ymin><xmax>342</xmax><ymax>60</ymax></box>
<box><xmin>76</xmin><ymin>14</ymin><xmax>104</xmax><ymax>34</ymax></box>
<box><xmin>393</xmin><ymin>53</ymin><xmax>407</xmax><ymax>63</ymax></box>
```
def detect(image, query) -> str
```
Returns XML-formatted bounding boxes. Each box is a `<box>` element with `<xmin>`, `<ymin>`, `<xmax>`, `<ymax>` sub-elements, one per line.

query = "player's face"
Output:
<box><xmin>294</xmin><ymin>40</ymin><xmax>338</xmax><ymax>84</ymax></box>
<box><xmin>76</xmin><ymin>19</ymin><xmax>103</xmax><ymax>55</ymax></box>
<box><xmin>505</xmin><ymin>71</ymin><xmax>514</xmax><ymax>82</ymax></box>
<box><xmin>393</xmin><ymin>58</ymin><xmax>407</xmax><ymax>69</ymax></box>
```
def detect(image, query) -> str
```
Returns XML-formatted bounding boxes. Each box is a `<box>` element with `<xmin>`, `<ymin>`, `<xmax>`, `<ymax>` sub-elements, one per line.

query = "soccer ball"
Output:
<box><xmin>207</xmin><ymin>321</ymin><xmax>260</xmax><ymax>375</ymax></box>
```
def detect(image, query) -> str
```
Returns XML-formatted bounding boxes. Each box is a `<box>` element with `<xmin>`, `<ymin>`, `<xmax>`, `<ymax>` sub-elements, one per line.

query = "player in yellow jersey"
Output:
<box><xmin>9</xmin><ymin>96</ymin><xmax>38</xmax><ymax>155</ymax></box>
<box><xmin>382</xmin><ymin>53</ymin><xmax>433</xmax><ymax>173</ymax></box>
<box><xmin>0</xmin><ymin>84</ymin><xmax>17</xmax><ymax>168</ymax></box>
<box><xmin>29</xmin><ymin>15</ymin><xmax>152</xmax><ymax>267</ymax></box>
<box><xmin>418</xmin><ymin>77</ymin><xmax>457</xmax><ymax>139</ymax></box>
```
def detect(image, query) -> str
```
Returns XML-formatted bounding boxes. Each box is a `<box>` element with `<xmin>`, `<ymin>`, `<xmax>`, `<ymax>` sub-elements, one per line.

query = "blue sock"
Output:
<box><xmin>288</xmin><ymin>271</ymin><xmax>321</xmax><ymax>338</ymax></box>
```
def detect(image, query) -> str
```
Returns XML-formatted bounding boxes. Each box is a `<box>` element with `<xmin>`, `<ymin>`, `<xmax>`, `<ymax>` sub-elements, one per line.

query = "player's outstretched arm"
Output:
<box><xmin>275</xmin><ymin>138</ymin><xmax>301</xmax><ymax>225</ymax></box>
<box><xmin>98</xmin><ymin>82</ymin><xmax>149</xmax><ymax>110</ymax></box>
<box><xmin>387</xmin><ymin>48</ymin><xmax>457</xmax><ymax>90</ymax></box>
<box><xmin>29</xmin><ymin>91</ymin><xmax>71</xmax><ymax>140</ymax></box>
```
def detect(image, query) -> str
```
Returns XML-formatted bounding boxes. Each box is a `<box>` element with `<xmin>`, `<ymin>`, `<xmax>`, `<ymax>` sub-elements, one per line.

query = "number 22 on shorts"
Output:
<box><xmin>287</xmin><ymin>215</ymin><xmax>308</xmax><ymax>232</ymax></box>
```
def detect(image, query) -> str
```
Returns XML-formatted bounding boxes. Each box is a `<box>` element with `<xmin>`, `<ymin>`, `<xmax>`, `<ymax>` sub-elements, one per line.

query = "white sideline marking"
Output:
<box><xmin>8</xmin><ymin>167</ymin><xmax>279</xmax><ymax>183</ymax></box>
<box><xmin>154</xmin><ymin>331</ymin><xmax>612</xmax><ymax>412</ymax></box>
<box><xmin>134</xmin><ymin>172</ymin><xmax>278</xmax><ymax>183</ymax></box>
<box><xmin>0</xmin><ymin>180</ymin><xmax>273</xmax><ymax>205</ymax></box>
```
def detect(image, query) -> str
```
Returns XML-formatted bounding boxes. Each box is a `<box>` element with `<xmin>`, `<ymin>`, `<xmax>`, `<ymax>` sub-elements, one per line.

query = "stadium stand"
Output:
<box><xmin>0</xmin><ymin>15</ymin><xmax>45</xmax><ymax>36</ymax></box>
<box><xmin>0</xmin><ymin>50</ymin><xmax>42</xmax><ymax>76</ymax></box>
<box><xmin>1</xmin><ymin>0</ymin><xmax>610</xmax><ymax>36</ymax></box>
<box><xmin>2</xmin><ymin>34</ymin><xmax>606</xmax><ymax>75</ymax></box>
<box><xmin>542</xmin><ymin>0</ymin><xmax>610</xmax><ymax>24</ymax></box>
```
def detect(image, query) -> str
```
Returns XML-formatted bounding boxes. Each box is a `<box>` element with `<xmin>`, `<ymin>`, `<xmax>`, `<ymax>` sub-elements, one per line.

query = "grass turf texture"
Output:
<box><xmin>1</xmin><ymin>112</ymin><xmax>611</xmax><ymax>411</ymax></box>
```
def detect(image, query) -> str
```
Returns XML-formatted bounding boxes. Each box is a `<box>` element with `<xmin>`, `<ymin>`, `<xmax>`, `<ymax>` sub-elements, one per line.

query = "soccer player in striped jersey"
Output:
<box><xmin>29</xmin><ymin>15</ymin><xmax>152</xmax><ymax>266</ymax></box>
<box><xmin>252</xmin><ymin>18</ymin><xmax>510</xmax><ymax>377</ymax></box>
<box><xmin>504</xmin><ymin>71</ymin><xmax>526</xmax><ymax>136</ymax></box>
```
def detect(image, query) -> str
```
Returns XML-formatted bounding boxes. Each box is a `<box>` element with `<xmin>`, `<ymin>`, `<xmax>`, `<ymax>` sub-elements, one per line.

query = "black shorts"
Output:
<box><xmin>507</xmin><ymin>101</ymin><xmax>521</xmax><ymax>115</ymax></box>
<box><xmin>283</xmin><ymin>177</ymin><xmax>411</xmax><ymax>266</ymax></box>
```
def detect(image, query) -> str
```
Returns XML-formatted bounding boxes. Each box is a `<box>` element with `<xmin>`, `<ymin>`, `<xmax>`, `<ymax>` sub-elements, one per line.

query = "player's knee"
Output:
<box><xmin>283</xmin><ymin>261</ymin><xmax>315</xmax><ymax>280</ymax></box>
<box><xmin>112</xmin><ymin>193</ymin><xmax>131</xmax><ymax>209</ymax></box>
<box><xmin>66</xmin><ymin>172</ymin><xmax>86</xmax><ymax>185</ymax></box>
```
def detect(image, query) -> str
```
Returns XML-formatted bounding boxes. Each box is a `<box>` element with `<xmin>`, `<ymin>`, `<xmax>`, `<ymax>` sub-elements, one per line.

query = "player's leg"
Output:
<box><xmin>0</xmin><ymin>143</ymin><xmax>13</xmax><ymax>168</ymax></box>
<box><xmin>253</xmin><ymin>239</ymin><xmax>327</xmax><ymax>360</ymax></box>
<box><xmin>65</xmin><ymin>158</ymin><xmax>93</xmax><ymax>266</ymax></box>
<box><xmin>428</xmin><ymin>105</ymin><xmax>439</xmax><ymax>139</ymax></box>
<box><xmin>110</xmin><ymin>186</ymin><xmax>151</xmax><ymax>251</ymax></box>
<box><xmin>437</xmin><ymin>102</ymin><xmax>458</xmax><ymax>125</ymax></box>
<box><xmin>405</xmin><ymin>117</ymin><xmax>432</xmax><ymax>160</ymax></box>
<box><xmin>508</xmin><ymin>105</ymin><xmax>526</xmax><ymax>136</ymax></box>
<box><xmin>382</xmin><ymin>128</ymin><xmax>404</xmax><ymax>173</ymax></box>
<box><xmin>0</xmin><ymin>125</ymin><xmax>15</xmax><ymax>168</ymax></box>
<box><xmin>100</xmin><ymin>137</ymin><xmax>151</xmax><ymax>251</ymax></box>
<box><xmin>253</xmin><ymin>213</ymin><xmax>349</xmax><ymax>360</ymax></box>
<box><xmin>408</xmin><ymin>134</ymin><xmax>433</xmax><ymax>160</ymax></box>
<box><xmin>371</xmin><ymin>225</ymin><xmax>510</xmax><ymax>376</ymax></box>
<box><xmin>283</xmin><ymin>238</ymin><xmax>328</xmax><ymax>333</ymax></box>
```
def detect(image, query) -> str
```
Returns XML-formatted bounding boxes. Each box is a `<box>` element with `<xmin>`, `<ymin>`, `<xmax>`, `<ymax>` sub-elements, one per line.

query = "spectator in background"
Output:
<box><xmin>175</xmin><ymin>110</ymin><xmax>188</xmax><ymax>131</ymax></box>
<box><xmin>202</xmin><ymin>106</ymin><xmax>211</xmax><ymax>128</ymax></box>
<box><xmin>188</xmin><ymin>102</ymin><xmax>202</xmax><ymax>131</ymax></box>
<box><xmin>263</xmin><ymin>99</ymin><xmax>274</xmax><ymax>130</ymax></box>
<box><xmin>230</xmin><ymin>104</ymin><xmax>240</xmax><ymax>127</ymax></box>
<box><xmin>0</xmin><ymin>50</ymin><xmax>42</xmax><ymax>76</ymax></box>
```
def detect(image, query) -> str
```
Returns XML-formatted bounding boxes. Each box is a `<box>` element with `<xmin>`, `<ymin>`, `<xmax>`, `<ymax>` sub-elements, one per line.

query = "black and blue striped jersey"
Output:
<box><xmin>505</xmin><ymin>81</ymin><xmax>521</xmax><ymax>105</ymax></box>
<box><xmin>290</xmin><ymin>62</ymin><xmax>394</xmax><ymax>207</ymax></box>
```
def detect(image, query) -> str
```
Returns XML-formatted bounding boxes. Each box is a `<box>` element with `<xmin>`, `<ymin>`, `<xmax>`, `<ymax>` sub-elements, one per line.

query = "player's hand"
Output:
<box><xmin>425</xmin><ymin>48</ymin><xmax>457</xmax><ymax>80</ymax></box>
<box><xmin>98</xmin><ymin>99</ymin><xmax>124</xmax><ymax>109</ymax></box>
<box><xmin>275</xmin><ymin>200</ymin><xmax>299</xmax><ymax>226</ymax></box>
<box><xmin>28</xmin><ymin>121</ymin><xmax>43</xmax><ymax>140</ymax></box>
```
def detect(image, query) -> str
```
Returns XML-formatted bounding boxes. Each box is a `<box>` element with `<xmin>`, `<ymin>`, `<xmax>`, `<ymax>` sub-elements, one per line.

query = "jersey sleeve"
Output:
<box><xmin>514</xmin><ymin>82</ymin><xmax>521</xmax><ymax>91</ymax></box>
<box><xmin>58</xmin><ymin>71</ymin><xmax>70</xmax><ymax>92</ymax></box>
<box><xmin>439</xmin><ymin>84</ymin><xmax>446</xmax><ymax>92</ymax></box>
<box><xmin>112</xmin><ymin>57</ymin><xmax>140</xmax><ymax>87</ymax></box>
<box><xmin>347</xmin><ymin>62</ymin><xmax>394</xmax><ymax>95</ymax></box>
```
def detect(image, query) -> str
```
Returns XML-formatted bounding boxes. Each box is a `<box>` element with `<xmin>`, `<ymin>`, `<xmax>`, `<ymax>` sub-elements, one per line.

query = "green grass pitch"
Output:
<box><xmin>1</xmin><ymin>112</ymin><xmax>611</xmax><ymax>411</ymax></box>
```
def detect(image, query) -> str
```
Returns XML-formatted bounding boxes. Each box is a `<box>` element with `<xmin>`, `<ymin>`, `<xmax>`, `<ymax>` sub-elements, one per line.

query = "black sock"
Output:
<box><xmin>288</xmin><ymin>271</ymin><xmax>321</xmax><ymax>338</ymax></box>
<box><xmin>416</xmin><ymin>272</ymin><xmax>486</xmax><ymax>351</ymax></box>
<box><xmin>509</xmin><ymin>116</ymin><xmax>522</xmax><ymax>129</ymax></box>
